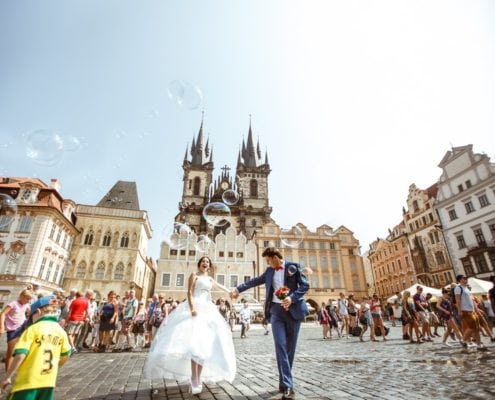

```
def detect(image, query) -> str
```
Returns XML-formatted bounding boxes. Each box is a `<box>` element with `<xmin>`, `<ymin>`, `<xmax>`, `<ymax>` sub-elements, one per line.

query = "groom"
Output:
<box><xmin>231</xmin><ymin>247</ymin><xmax>309</xmax><ymax>399</ymax></box>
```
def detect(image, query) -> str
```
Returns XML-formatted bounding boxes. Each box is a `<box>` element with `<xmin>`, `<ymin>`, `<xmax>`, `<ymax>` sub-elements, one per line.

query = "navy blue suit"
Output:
<box><xmin>237</xmin><ymin>261</ymin><xmax>309</xmax><ymax>390</ymax></box>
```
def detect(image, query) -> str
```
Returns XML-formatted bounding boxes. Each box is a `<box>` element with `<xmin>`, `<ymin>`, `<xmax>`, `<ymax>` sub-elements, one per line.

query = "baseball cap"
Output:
<box><xmin>30</xmin><ymin>295</ymin><xmax>57</xmax><ymax>317</ymax></box>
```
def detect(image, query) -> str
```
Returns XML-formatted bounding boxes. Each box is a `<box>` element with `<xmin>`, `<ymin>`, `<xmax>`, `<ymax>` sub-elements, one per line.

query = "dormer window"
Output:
<box><xmin>18</xmin><ymin>187</ymin><xmax>39</xmax><ymax>204</ymax></box>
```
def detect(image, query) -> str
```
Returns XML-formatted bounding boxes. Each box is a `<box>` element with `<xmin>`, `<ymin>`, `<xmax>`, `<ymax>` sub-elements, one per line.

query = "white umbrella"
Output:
<box><xmin>467</xmin><ymin>277</ymin><xmax>492</xmax><ymax>295</ymax></box>
<box><xmin>388</xmin><ymin>284</ymin><xmax>442</xmax><ymax>303</ymax></box>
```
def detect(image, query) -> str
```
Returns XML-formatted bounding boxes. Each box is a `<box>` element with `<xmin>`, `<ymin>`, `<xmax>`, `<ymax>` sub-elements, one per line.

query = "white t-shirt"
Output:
<box><xmin>338</xmin><ymin>299</ymin><xmax>348</xmax><ymax>315</ymax></box>
<box><xmin>454</xmin><ymin>285</ymin><xmax>474</xmax><ymax>312</ymax></box>
<box><xmin>271</xmin><ymin>264</ymin><xmax>285</xmax><ymax>304</ymax></box>
<box><xmin>483</xmin><ymin>299</ymin><xmax>495</xmax><ymax>318</ymax></box>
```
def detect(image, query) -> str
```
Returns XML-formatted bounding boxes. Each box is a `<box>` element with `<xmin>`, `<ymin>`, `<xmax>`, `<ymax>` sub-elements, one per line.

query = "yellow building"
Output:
<box><xmin>253</xmin><ymin>222</ymin><xmax>368</xmax><ymax>307</ymax></box>
<box><xmin>63</xmin><ymin>181</ymin><xmax>155</xmax><ymax>300</ymax></box>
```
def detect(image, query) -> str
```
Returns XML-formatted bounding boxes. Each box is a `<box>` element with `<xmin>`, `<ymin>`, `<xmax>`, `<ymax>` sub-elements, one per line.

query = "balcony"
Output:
<box><xmin>467</xmin><ymin>240</ymin><xmax>495</xmax><ymax>254</ymax></box>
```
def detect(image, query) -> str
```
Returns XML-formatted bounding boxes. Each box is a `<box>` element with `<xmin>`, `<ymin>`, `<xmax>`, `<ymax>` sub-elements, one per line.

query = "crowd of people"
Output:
<box><xmin>315</xmin><ymin>274</ymin><xmax>495</xmax><ymax>349</ymax></box>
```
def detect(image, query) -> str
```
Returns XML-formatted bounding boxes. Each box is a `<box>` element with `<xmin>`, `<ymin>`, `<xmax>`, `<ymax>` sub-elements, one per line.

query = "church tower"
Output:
<box><xmin>177</xmin><ymin>116</ymin><xmax>214</xmax><ymax>233</ymax></box>
<box><xmin>234</xmin><ymin>120</ymin><xmax>272</xmax><ymax>237</ymax></box>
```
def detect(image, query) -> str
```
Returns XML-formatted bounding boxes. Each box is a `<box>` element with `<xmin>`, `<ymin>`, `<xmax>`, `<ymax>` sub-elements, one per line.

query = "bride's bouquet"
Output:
<box><xmin>275</xmin><ymin>286</ymin><xmax>290</xmax><ymax>311</ymax></box>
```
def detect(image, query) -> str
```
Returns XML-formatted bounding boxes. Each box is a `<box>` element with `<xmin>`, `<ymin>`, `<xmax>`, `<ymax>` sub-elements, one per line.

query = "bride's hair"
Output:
<box><xmin>197</xmin><ymin>256</ymin><xmax>212</xmax><ymax>269</ymax></box>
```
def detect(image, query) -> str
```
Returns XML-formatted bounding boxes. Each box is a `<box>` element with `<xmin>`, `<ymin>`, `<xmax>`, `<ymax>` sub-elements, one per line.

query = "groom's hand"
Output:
<box><xmin>282</xmin><ymin>296</ymin><xmax>292</xmax><ymax>309</ymax></box>
<box><xmin>230</xmin><ymin>289</ymin><xmax>239</xmax><ymax>299</ymax></box>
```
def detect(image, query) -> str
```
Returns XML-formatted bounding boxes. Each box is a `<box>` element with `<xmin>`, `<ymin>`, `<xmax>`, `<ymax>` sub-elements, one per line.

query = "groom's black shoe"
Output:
<box><xmin>279</xmin><ymin>385</ymin><xmax>284</xmax><ymax>393</ymax></box>
<box><xmin>282</xmin><ymin>388</ymin><xmax>295</xmax><ymax>399</ymax></box>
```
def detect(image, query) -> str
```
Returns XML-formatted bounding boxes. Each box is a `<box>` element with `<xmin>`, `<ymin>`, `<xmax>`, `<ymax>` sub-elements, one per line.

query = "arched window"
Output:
<box><xmin>120</xmin><ymin>232</ymin><xmax>129</xmax><ymax>248</ymax></box>
<box><xmin>102</xmin><ymin>231</ymin><xmax>111</xmax><ymax>247</ymax></box>
<box><xmin>413</xmin><ymin>200</ymin><xmax>419</xmax><ymax>213</ymax></box>
<box><xmin>250</xmin><ymin>179</ymin><xmax>258</xmax><ymax>198</ymax></box>
<box><xmin>114</xmin><ymin>263</ymin><xmax>124</xmax><ymax>280</ymax></box>
<box><xmin>84</xmin><ymin>230</ymin><xmax>94</xmax><ymax>245</ymax></box>
<box><xmin>76</xmin><ymin>262</ymin><xmax>86</xmax><ymax>279</ymax></box>
<box><xmin>193</xmin><ymin>177</ymin><xmax>201</xmax><ymax>196</ymax></box>
<box><xmin>95</xmin><ymin>262</ymin><xmax>105</xmax><ymax>280</ymax></box>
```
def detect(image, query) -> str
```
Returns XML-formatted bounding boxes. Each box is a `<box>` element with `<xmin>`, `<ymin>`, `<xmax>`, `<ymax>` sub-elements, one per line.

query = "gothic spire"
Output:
<box><xmin>190</xmin><ymin>115</ymin><xmax>210</xmax><ymax>166</ymax></box>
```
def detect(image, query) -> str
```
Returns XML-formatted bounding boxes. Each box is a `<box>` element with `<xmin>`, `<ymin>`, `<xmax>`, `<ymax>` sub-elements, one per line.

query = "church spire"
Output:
<box><xmin>243</xmin><ymin>117</ymin><xmax>259</xmax><ymax>167</ymax></box>
<box><xmin>190</xmin><ymin>114</ymin><xmax>210</xmax><ymax>166</ymax></box>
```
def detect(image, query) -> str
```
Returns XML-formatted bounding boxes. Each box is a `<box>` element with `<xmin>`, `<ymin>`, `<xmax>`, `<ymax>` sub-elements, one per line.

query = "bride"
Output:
<box><xmin>144</xmin><ymin>256</ymin><xmax>236</xmax><ymax>394</ymax></box>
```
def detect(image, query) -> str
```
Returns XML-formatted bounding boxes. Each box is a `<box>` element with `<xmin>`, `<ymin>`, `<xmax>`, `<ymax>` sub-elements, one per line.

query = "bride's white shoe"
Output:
<box><xmin>191</xmin><ymin>384</ymin><xmax>202</xmax><ymax>394</ymax></box>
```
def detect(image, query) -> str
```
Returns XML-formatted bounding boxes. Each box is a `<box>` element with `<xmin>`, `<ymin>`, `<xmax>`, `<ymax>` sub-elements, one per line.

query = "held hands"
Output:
<box><xmin>229</xmin><ymin>289</ymin><xmax>239</xmax><ymax>299</ymax></box>
<box><xmin>282</xmin><ymin>296</ymin><xmax>292</xmax><ymax>310</ymax></box>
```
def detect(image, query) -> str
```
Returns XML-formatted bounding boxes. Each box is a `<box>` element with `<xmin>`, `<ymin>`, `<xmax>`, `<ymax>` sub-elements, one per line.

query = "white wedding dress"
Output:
<box><xmin>144</xmin><ymin>275</ymin><xmax>236</xmax><ymax>383</ymax></box>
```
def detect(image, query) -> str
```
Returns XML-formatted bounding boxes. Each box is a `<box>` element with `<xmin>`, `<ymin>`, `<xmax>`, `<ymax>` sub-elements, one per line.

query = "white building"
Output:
<box><xmin>0</xmin><ymin>178</ymin><xmax>78</xmax><ymax>307</ymax></box>
<box><xmin>155</xmin><ymin>226</ymin><xmax>257</xmax><ymax>302</ymax></box>
<box><xmin>435</xmin><ymin>145</ymin><xmax>495</xmax><ymax>279</ymax></box>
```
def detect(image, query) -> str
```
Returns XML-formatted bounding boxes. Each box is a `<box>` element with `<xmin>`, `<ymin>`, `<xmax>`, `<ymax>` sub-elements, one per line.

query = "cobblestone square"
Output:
<box><xmin>3</xmin><ymin>323</ymin><xmax>493</xmax><ymax>400</ymax></box>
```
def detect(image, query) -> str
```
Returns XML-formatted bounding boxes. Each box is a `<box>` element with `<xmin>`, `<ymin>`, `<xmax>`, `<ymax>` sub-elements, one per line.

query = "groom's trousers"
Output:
<box><xmin>270</xmin><ymin>303</ymin><xmax>302</xmax><ymax>390</ymax></box>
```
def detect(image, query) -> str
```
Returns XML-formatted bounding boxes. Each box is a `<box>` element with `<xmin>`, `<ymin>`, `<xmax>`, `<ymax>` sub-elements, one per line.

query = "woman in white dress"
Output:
<box><xmin>144</xmin><ymin>256</ymin><xmax>236</xmax><ymax>394</ymax></box>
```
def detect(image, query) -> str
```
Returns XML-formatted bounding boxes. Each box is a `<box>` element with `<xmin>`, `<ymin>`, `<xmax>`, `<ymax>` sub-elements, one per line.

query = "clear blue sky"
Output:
<box><xmin>1</xmin><ymin>1</ymin><xmax>494</xmax><ymax>259</ymax></box>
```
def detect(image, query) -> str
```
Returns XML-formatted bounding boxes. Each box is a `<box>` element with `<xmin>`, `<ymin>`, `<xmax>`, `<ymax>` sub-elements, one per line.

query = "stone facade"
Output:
<box><xmin>368</xmin><ymin>222</ymin><xmax>416</xmax><ymax>298</ymax></box>
<box><xmin>155</xmin><ymin>227</ymin><xmax>257</xmax><ymax>303</ymax></box>
<box><xmin>253</xmin><ymin>222</ymin><xmax>368</xmax><ymax>307</ymax></box>
<box><xmin>63</xmin><ymin>181</ymin><xmax>155</xmax><ymax>301</ymax></box>
<box><xmin>403</xmin><ymin>183</ymin><xmax>455</xmax><ymax>287</ymax></box>
<box><xmin>0</xmin><ymin>178</ymin><xmax>78</xmax><ymax>307</ymax></box>
<box><xmin>435</xmin><ymin>145</ymin><xmax>495</xmax><ymax>279</ymax></box>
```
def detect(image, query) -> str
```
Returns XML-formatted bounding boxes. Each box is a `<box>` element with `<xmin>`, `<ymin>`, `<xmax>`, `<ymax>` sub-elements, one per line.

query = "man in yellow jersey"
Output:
<box><xmin>1</xmin><ymin>296</ymin><xmax>72</xmax><ymax>400</ymax></box>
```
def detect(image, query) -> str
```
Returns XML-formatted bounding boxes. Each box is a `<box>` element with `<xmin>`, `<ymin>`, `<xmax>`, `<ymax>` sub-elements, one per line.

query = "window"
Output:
<box><xmin>180</xmin><ymin>250</ymin><xmax>186</xmax><ymax>256</ymax></box>
<box><xmin>95</xmin><ymin>263</ymin><xmax>105</xmax><ymax>280</ymax></box>
<box><xmin>176</xmin><ymin>273</ymin><xmax>185</xmax><ymax>287</ymax></box>
<box><xmin>18</xmin><ymin>216</ymin><xmax>32</xmax><ymax>232</ymax></box>
<box><xmin>456</xmin><ymin>234</ymin><xmax>466</xmax><ymax>249</ymax></box>
<box><xmin>189</xmin><ymin>250</ymin><xmax>196</xmax><ymax>256</ymax></box>
<box><xmin>228</xmin><ymin>252</ymin><xmax>233</xmax><ymax>258</ymax></box>
<box><xmin>62</xmin><ymin>235</ymin><xmax>67</xmax><ymax>249</ymax></box>
<box><xmin>490</xmin><ymin>223</ymin><xmax>495</xmax><ymax>239</ymax></box>
<box><xmin>448</xmin><ymin>209</ymin><xmax>458</xmax><ymax>221</ymax></box>
<box><xmin>435</xmin><ymin>251</ymin><xmax>446</xmax><ymax>265</ymax></box>
<box><xmin>349</xmin><ymin>249</ymin><xmax>354</xmax><ymax>256</ymax></box>
<box><xmin>55</xmin><ymin>228</ymin><xmax>62</xmax><ymax>244</ymax></box>
<box><xmin>458</xmin><ymin>184</ymin><xmax>464</xmax><ymax>193</ymax></box>
<box><xmin>217</xmin><ymin>274</ymin><xmax>225</xmax><ymax>286</ymax></box>
<box><xmin>263</xmin><ymin>241</ymin><xmax>269</xmax><ymax>247</ymax></box>
<box><xmin>333</xmin><ymin>275</ymin><xmax>342</xmax><ymax>288</ymax></box>
<box><xmin>251</xmin><ymin>219</ymin><xmax>256</xmax><ymax>227</ymax></box>
<box><xmin>170</xmin><ymin>249</ymin><xmax>178</xmax><ymax>256</ymax></box>
<box><xmin>244</xmin><ymin>275</ymin><xmax>251</xmax><ymax>283</ymax></box>
<box><xmin>309</xmin><ymin>255</ymin><xmax>317</xmax><ymax>267</ymax></box>
<box><xmin>462</xmin><ymin>258</ymin><xmax>474</xmax><ymax>276</ymax></box>
<box><xmin>249</xmin><ymin>179</ymin><xmax>258</xmax><ymax>197</ymax></box>
<box><xmin>474</xmin><ymin>254</ymin><xmax>489</xmax><ymax>273</ymax></box>
<box><xmin>464</xmin><ymin>201</ymin><xmax>475</xmax><ymax>214</ymax></box>
<box><xmin>299</xmin><ymin>256</ymin><xmax>306</xmax><ymax>267</ymax></box>
<box><xmin>45</xmin><ymin>261</ymin><xmax>53</xmax><ymax>281</ymax></box>
<box><xmin>236</xmin><ymin>252</ymin><xmax>244</xmax><ymax>258</ymax></box>
<box><xmin>161</xmin><ymin>273</ymin><xmax>171</xmax><ymax>286</ymax></box>
<box><xmin>114</xmin><ymin>263</ymin><xmax>124</xmax><ymax>280</ymax></box>
<box><xmin>479</xmin><ymin>194</ymin><xmax>490</xmax><ymax>208</ymax></box>
<box><xmin>38</xmin><ymin>258</ymin><xmax>47</xmax><ymax>279</ymax></box>
<box><xmin>219</xmin><ymin>251</ymin><xmax>224</xmax><ymax>257</ymax></box>
<box><xmin>84</xmin><ymin>231</ymin><xmax>94</xmax><ymax>245</ymax></box>
<box><xmin>229</xmin><ymin>275</ymin><xmax>238</xmax><ymax>288</ymax></box>
<box><xmin>465</xmin><ymin>180</ymin><xmax>472</xmax><ymax>188</ymax></box>
<box><xmin>413</xmin><ymin>200</ymin><xmax>419</xmax><ymax>213</ymax></box>
<box><xmin>320</xmin><ymin>256</ymin><xmax>328</xmax><ymax>269</ymax></box>
<box><xmin>76</xmin><ymin>262</ymin><xmax>86</xmax><ymax>279</ymax></box>
<box><xmin>120</xmin><ymin>233</ymin><xmax>129</xmax><ymax>248</ymax></box>
<box><xmin>489</xmin><ymin>253</ymin><xmax>495</xmax><ymax>271</ymax></box>
<box><xmin>329</xmin><ymin>242</ymin><xmax>335</xmax><ymax>250</ymax></box>
<box><xmin>319</xmin><ymin>242</ymin><xmax>326</xmax><ymax>249</ymax></box>
<box><xmin>49</xmin><ymin>223</ymin><xmax>56</xmax><ymax>239</ymax></box>
<box><xmin>322</xmin><ymin>276</ymin><xmax>330</xmax><ymax>288</ymax></box>
<box><xmin>308</xmin><ymin>241</ymin><xmax>315</xmax><ymax>249</ymax></box>
<box><xmin>311</xmin><ymin>276</ymin><xmax>318</xmax><ymax>288</ymax></box>
<box><xmin>352</xmin><ymin>277</ymin><xmax>360</xmax><ymax>291</ymax></box>
<box><xmin>193</xmin><ymin>177</ymin><xmax>201</xmax><ymax>196</ymax></box>
<box><xmin>53</xmin><ymin>264</ymin><xmax>60</xmax><ymax>283</ymax></box>
<box><xmin>102</xmin><ymin>231</ymin><xmax>111</xmax><ymax>247</ymax></box>
<box><xmin>474</xmin><ymin>228</ymin><xmax>486</xmax><ymax>246</ymax></box>
<box><xmin>331</xmin><ymin>256</ymin><xmax>339</xmax><ymax>269</ymax></box>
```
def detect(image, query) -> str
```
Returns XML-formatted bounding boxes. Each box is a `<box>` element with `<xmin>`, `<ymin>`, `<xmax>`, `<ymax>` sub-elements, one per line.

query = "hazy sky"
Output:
<box><xmin>1</xmin><ymin>0</ymin><xmax>494</xmax><ymax>258</ymax></box>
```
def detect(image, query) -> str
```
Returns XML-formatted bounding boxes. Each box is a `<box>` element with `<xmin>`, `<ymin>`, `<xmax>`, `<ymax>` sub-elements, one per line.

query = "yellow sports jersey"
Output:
<box><xmin>11</xmin><ymin>316</ymin><xmax>71</xmax><ymax>393</ymax></box>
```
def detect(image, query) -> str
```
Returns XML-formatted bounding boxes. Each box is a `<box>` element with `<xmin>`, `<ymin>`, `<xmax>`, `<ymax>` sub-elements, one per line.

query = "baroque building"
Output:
<box><xmin>63</xmin><ymin>181</ymin><xmax>155</xmax><ymax>300</ymax></box>
<box><xmin>368</xmin><ymin>222</ymin><xmax>416</xmax><ymax>298</ymax></box>
<box><xmin>253</xmin><ymin>222</ymin><xmax>368</xmax><ymax>307</ymax></box>
<box><xmin>435</xmin><ymin>145</ymin><xmax>495</xmax><ymax>279</ymax></box>
<box><xmin>403</xmin><ymin>183</ymin><xmax>454</xmax><ymax>287</ymax></box>
<box><xmin>177</xmin><ymin>117</ymin><xmax>272</xmax><ymax>239</ymax></box>
<box><xmin>155</xmin><ymin>227</ymin><xmax>257</xmax><ymax>302</ymax></box>
<box><xmin>0</xmin><ymin>177</ymin><xmax>78</xmax><ymax>307</ymax></box>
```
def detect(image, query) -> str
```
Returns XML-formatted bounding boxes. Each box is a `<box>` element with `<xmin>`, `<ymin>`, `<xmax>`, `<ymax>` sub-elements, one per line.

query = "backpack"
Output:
<box><xmin>451</xmin><ymin>285</ymin><xmax>463</xmax><ymax>305</ymax></box>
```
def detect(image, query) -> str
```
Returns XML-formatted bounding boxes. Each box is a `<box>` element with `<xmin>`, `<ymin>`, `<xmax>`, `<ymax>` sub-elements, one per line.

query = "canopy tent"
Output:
<box><xmin>467</xmin><ymin>277</ymin><xmax>492</xmax><ymax>295</ymax></box>
<box><xmin>387</xmin><ymin>284</ymin><xmax>442</xmax><ymax>303</ymax></box>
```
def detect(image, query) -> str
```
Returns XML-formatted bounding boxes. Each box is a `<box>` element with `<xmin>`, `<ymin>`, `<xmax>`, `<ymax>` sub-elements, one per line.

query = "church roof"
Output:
<box><xmin>97</xmin><ymin>180</ymin><xmax>140</xmax><ymax>210</ymax></box>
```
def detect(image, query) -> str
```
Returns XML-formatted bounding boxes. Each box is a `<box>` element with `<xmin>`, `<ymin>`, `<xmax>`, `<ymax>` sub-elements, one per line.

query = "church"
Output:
<box><xmin>176</xmin><ymin>116</ymin><xmax>272</xmax><ymax>239</ymax></box>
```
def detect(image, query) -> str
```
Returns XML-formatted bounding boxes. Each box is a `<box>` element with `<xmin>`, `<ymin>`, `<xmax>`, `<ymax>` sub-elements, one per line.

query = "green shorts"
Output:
<box><xmin>9</xmin><ymin>387</ymin><xmax>54</xmax><ymax>400</ymax></box>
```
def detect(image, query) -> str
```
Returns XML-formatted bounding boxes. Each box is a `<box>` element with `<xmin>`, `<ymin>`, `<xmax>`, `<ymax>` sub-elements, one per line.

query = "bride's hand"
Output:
<box><xmin>191</xmin><ymin>309</ymin><xmax>197</xmax><ymax>317</ymax></box>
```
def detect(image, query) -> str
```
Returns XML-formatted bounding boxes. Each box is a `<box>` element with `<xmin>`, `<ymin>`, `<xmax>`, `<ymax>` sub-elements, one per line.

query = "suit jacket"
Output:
<box><xmin>236</xmin><ymin>261</ymin><xmax>310</xmax><ymax>321</ymax></box>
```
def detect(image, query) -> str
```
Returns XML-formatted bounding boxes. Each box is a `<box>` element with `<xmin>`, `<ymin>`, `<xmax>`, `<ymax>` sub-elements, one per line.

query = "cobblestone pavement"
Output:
<box><xmin>2</xmin><ymin>323</ymin><xmax>495</xmax><ymax>400</ymax></box>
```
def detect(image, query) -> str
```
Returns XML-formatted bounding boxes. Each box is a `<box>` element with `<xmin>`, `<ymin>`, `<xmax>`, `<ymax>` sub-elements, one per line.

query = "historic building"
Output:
<box><xmin>253</xmin><ymin>222</ymin><xmax>368</xmax><ymax>307</ymax></box>
<box><xmin>63</xmin><ymin>181</ymin><xmax>155</xmax><ymax>300</ymax></box>
<box><xmin>368</xmin><ymin>222</ymin><xmax>416</xmax><ymax>298</ymax></box>
<box><xmin>176</xmin><ymin>117</ymin><xmax>272</xmax><ymax>239</ymax></box>
<box><xmin>155</xmin><ymin>226</ymin><xmax>257</xmax><ymax>302</ymax></box>
<box><xmin>403</xmin><ymin>183</ymin><xmax>455</xmax><ymax>287</ymax></box>
<box><xmin>361</xmin><ymin>251</ymin><xmax>375</xmax><ymax>296</ymax></box>
<box><xmin>435</xmin><ymin>145</ymin><xmax>495</xmax><ymax>279</ymax></box>
<box><xmin>0</xmin><ymin>177</ymin><xmax>78</xmax><ymax>307</ymax></box>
